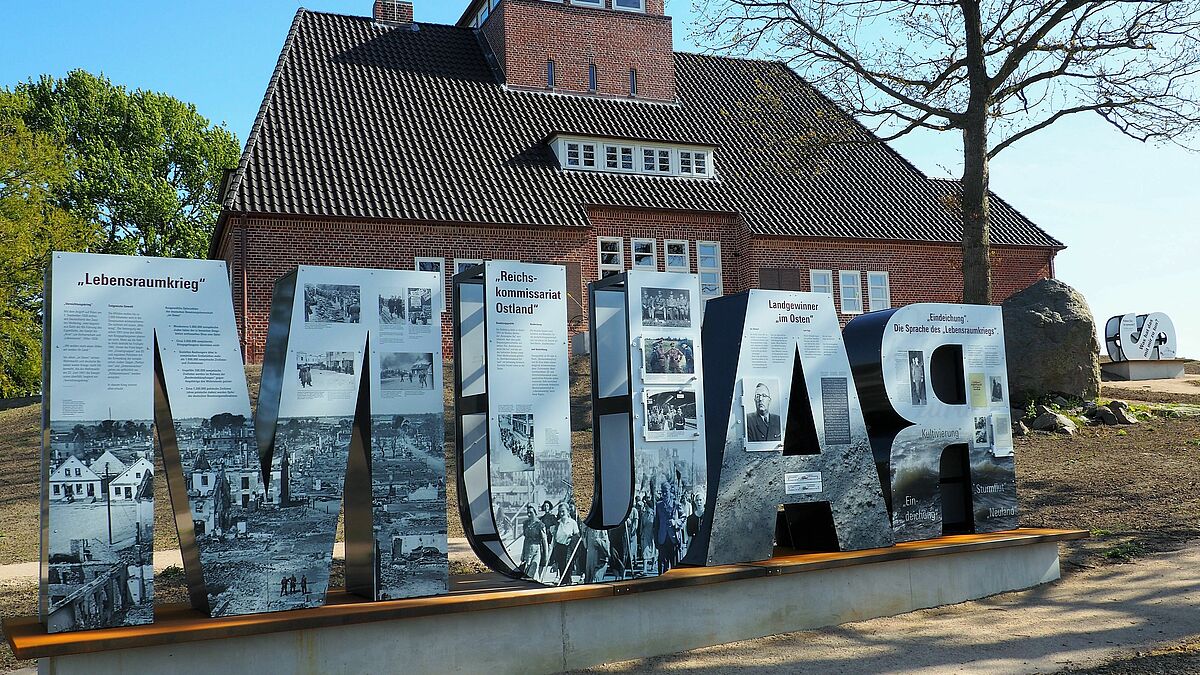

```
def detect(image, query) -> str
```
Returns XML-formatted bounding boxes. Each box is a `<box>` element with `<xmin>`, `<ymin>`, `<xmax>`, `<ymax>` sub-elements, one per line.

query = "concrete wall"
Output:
<box><xmin>40</xmin><ymin>542</ymin><xmax>1062</xmax><ymax>675</ymax></box>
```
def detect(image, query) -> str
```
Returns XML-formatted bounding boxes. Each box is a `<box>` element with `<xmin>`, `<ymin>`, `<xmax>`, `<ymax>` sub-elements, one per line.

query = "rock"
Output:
<box><xmin>1083</xmin><ymin>400</ymin><xmax>1098</xmax><ymax>413</ymax></box>
<box><xmin>1094</xmin><ymin>406</ymin><xmax>1119</xmax><ymax>426</ymax></box>
<box><xmin>1107</xmin><ymin>402</ymin><xmax>1138</xmax><ymax>425</ymax></box>
<box><xmin>1002</xmin><ymin>279</ymin><xmax>1101</xmax><ymax>405</ymax></box>
<box><xmin>1031</xmin><ymin>412</ymin><xmax>1078</xmax><ymax>435</ymax></box>
<box><xmin>1012</xmin><ymin>420</ymin><xmax>1030</xmax><ymax>437</ymax></box>
<box><xmin>1035</xmin><ymin>404</ymin><xmax>1055</xmax><ymax>417</ymax></box>
<box><xmin>1053</xmin><ymin>396</ymin><xmax>1071</xmax><ymax>408</ymax></box>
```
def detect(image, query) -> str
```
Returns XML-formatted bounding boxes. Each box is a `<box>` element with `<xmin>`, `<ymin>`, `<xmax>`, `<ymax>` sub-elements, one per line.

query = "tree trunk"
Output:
<box><xmin>961</xmin><ymin>114</ymin><xmax>992</xmax><ymax>304</ymax></box>
<box><xmin>960</xmin><ymin>0</ymin><xmax>992</xmax><ymax>305</ymax></box>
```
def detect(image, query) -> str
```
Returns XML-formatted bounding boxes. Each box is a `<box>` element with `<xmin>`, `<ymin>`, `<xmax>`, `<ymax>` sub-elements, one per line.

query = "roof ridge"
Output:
<box><xmin>214</xmin><ymin>7</ymin><xmax>307</xmax><ymax>254</ymax></box>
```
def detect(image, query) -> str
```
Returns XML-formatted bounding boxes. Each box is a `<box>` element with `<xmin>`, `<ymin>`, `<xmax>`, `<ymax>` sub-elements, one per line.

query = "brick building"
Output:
<box><xmin>212</xmin><ymin>0</ymin><xmax>1063</xmax><ymax>360</ymax></box>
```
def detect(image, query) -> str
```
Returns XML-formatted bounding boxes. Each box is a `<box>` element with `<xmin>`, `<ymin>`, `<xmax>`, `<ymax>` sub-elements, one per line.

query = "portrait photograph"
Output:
<box><xmin>743</xmin><ymin>377</ymin><xmax>782</xmax><ymax>451</ymax></box>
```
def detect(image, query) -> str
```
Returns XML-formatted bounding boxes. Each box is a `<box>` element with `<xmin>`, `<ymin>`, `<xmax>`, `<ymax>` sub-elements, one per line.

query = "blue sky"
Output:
<box><xmin>2</xmin><ymin>0</ymin><xmax>1196</xmax><ymax>357</ymax></box>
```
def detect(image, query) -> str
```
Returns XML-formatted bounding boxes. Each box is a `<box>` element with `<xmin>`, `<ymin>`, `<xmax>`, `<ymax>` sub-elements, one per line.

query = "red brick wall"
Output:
<box><xmin>373</xmin><ymin>0</ymin><xmax>413</xmax><ymax>23</ymax></box>
<box><xmin>216</xmin><ymin>212</ymin><xmax>1055</xmax><ymax>361</ymax></box>
<box><xmin>488</xmin><ymin>0</ymin><xmax>676</xmax><ymax>101</ymax></box>
<box><xmin>748</xmin><ymin>237</ymin><xmax>1055</xmax><ymax>324</ymax></box>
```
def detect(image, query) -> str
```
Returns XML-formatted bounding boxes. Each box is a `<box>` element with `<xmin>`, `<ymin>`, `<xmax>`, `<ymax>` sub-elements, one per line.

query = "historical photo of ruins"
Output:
<box><xmin>45</xmin><ymin>419</ymin><xmax>155</xmax><ymax>632</ymax></box>
<box><xmin>380</xmin><ymin>352</ymin><xmax>435</xmax><ymax>391</ymax></box>
<box><xmin>303</xmin><ymin>283</ymin><xmax>361</xmax><ymax>323</ymax></box>
<box><xmin>370</xmin><ymin>413</ymin><xmax>447</xmax><ymax>599</ymax></box>
<box><xmin>295</xmin><ymin>351</ymin><xmax>357</xmax><ymax>391</ymax></box>
<box><xmin>174</xmin><ymin>413</ymin><xmax>354</xmax><ymax>616</ymax></box>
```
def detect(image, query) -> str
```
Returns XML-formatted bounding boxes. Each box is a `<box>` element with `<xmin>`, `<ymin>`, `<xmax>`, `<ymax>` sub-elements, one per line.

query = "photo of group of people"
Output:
<box><xmin>304</xmin><ymin>284</ymin><xmax>360</xmax><ymax>324</ymax></box>
<box><xmin>641</xmin><ymin>287</ymin><xmax>692</xmax><ymax>328</ymax></box>
<box><xmin>644</xmin><ymin>388</ymin><xmax>698</xmax><ymax>441</ymax></box>
<box><xmin>378</xmin><ymin>288</ymin><xmax>435</xmax><ymax>327</ymax></box>
<box><xmin>294</xmin><ymin>351</ymin><xmax>357</xmax><ymax>390</ymax></box>
<box><xmin>495</xmin><ymin>413</ymin><xmax>535</xmax><ymax>473</ymax></box>
<box><xmin>380</xmin><ymin>352</ymin><xmax>434</xmax><ymax>391</ymax></box>
<box><xmin>642</xmin><ymin>336</ymin><xmax>695</xmax><ymax>383</ymax></box>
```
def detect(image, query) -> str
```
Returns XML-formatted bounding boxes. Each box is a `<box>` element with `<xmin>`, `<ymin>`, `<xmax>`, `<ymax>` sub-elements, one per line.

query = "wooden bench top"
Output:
<box><xmin>5</xmin><ymin>527</ymin><xmax>1086</xmax><ymax>660</ymax></box>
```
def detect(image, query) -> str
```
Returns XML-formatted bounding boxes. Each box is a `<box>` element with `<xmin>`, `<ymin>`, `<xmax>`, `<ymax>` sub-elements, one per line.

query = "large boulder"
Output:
<box><xmin>1002</xmin><ymin>279</ymin><xmax>1101</xmax><ymax>405</ymax></box>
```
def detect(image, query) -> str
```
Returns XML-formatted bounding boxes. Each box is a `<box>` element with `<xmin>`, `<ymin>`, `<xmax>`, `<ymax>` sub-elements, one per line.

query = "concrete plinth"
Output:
<box><xmin>1101</xmin><ymin>359</ymin><xmax>1188</xmax><ymax>381</ymax></box>
<box><xmin>33</xmin><ymin>538</ymin><xmax>1066</xmax><ymax>675</ymax></box>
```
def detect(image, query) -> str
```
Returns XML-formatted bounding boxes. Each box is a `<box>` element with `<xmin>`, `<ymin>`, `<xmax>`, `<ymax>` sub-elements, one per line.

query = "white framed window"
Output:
<box><xmin>613</xmin><ymin>0</ymin><xmax>646</xmax><ymax>11</ymax></box>
<box><xmin>415</xmin><ymin>256</ymin><xmax>446</xmax><ymax>312</ymax></box>
<box><xmin>574</xmin><ymin>0</ymin><xmax>603</xmax><ymax>5</ymax></box>
<box><xmin>582</xmin><ymin>143</ymin><xmax>597</xmax><ymax>168</ymax></box>
<box><xmin>605</xmin><ymin>145</ymin><xmax>619</xmax><ymax>170</ymax></box>
<box><xmin>697</xmin><ymin>241</ymin><xmax>722</xmax><ymax>298</ymax></box>
<box><xmin>810</xmin><ymin>269</ymin><xmax>833</xmax><ymax>295</ymax></box>
<box><xmin>631</xmin><ymin>238</ymin><xmax>657</xmax><ymax>269</ymax></box>
<box><xmin>619</xmin><ymin>146</ymin><xmax>635</xmax><ymax>171</ymax></box>
<box><xmin>664</xmin><ymin>240</ymin><xmax>689</xmax><ymax>272</ymax></box>
<box><xmin>656</xmin><ymin>148</ymin><xmax>672</xmax><ymax>173</ymax></box>
<box><xmin>564</xmin><ymin>141</ymin><xmax>581</xmax><ymax>168</ymax></box>
<box><xmin>839</xmin><ymin>270</ymin><xmax>863</xmax><ymax>314</ymax></box>
<box><xmin>642</xmin><ymin>148</ymin><xmax>656</xmax><ymax>172</ymax></box>
<box><xmin>597</xmin><ymin>237</ymin><xmax>624</xmax><ymax>278</ymax></box>
<box><xmin>693</xmin><ymin>151</ymin><xmax>710</xmax><ymax>176</ymax></box>
<box><xmin>868</xmin><ymin>271</ymin><xmax>891</xmax><ymax>311</ymax></box>
<box><xmin>679</xmin><ymin>150</ymin><xmax>694</xmax><ymax>175</ymax></box>
<box><xmin>454</xmin><ymin>258</ymin><xmax>484</xmax><ymax>275</ymax></box>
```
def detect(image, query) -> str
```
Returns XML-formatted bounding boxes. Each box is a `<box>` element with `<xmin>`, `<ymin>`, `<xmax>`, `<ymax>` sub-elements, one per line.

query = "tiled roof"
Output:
<box><xmin>218</xmin><ymin>9</ymin><xmax>1063</xmax><ymax>251</ymax></box>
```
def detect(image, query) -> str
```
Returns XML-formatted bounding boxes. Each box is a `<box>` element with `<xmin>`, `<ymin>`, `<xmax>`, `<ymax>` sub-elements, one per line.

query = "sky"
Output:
<box><xmin>2</xmin><ymin>0</ymin><xmax>1196</xmax><ymax>358</ymax></box>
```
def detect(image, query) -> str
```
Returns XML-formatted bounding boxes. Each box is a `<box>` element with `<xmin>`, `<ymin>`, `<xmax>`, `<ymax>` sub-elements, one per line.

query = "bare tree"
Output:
<box><xmin>694</xmin><ymin>0</ymin><xmax>1200</xmax><ymax>302</ymax></box>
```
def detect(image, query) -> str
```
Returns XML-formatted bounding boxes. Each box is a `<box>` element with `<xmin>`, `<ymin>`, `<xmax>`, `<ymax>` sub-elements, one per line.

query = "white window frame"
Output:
<box><xmin>693</xmin><ymin>150</ymin><xmax>710</xmax><ymax>176</ymax></box>
<box><xmin>573</xmin><ymin>0</ymin><xmax>603</xmax><ymax>5</ymax></box>
<box><xmin>664</xmin><ymin>239</ymin><xmax>690</xmax><ymax>273</ymax></box>
<box><xmin>619</xmin><ymin>145</ymin><xmax>635</xmax><ymax>171</ymax></box>
<box><xmin>655</xmin><ymin>148</ymin><xmax>673</xmax><ymax>174</ymax></box>
<box><xmin>582</xmin><ymin>142</ymin><xmax>597</xmax><ymax>169</ymax></box>
<box><xmin>555</xmin><ymin>136</ymin><xmax>715</xmax><ymax>179</ymax></box>
<box><xmin>810</xmin><ymin>269</ymin><xmax>833</xmax><ymax>296</ymax></box>
<box><xmin>605</xmin><ymin>144</ymin><xmax>619</xmax><ymax>170</ymax></box>
<box><xmin>679</xmin><ymin>150</ymin><xmax>694</xmax><ymax>175</ymax></box>
<box><xmin>613</xmin><ymin>0</ymin><xmax>646</xmax><ymax>12</ymax></box>
<box><xmin>867</xmin><ymin>271</ymin><xmax>891</xmax><ymax>311</ymax></box>
<box><xmin>597</xmin><ymin>237</ymin><xmax>624</xmax><ymax>279</ymax></box>
<box><xmin>415</xmin><ymin>256</ymin><xmax>446</xmax><ymax>312</ymax></box>
<box><xmin>454</xmin><ymin>258</ymin><xmax>485</xmax><ymax>275</ymax></box>
<box><xmin>839</xmin><ymin>270</ymin><xmax>863</xmax><ymax>315</ymax></box>
<box><xmin>631</xmin><ymin>238</ymin><xmax>657</xmax><ymax>270</ymax></box>
<box><xmin>564</xmin><ymin>141</ymin><xmax>581</xmax><ymax>168</ymax></box>
<box><xmin>697</xmin><ymin>241</ymin><xmax>723</xmax><ymax>299</ymax></box>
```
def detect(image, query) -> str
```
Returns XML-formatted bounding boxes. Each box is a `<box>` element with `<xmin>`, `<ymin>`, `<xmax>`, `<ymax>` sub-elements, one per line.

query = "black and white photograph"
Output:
<box><xmin>380</xmin><ymin>352</ymin><xmax>435</xmax><ymax>391</ymax></box>
<box><xmin>909</xmin><ymin>350</ymin><xmax>928</xmax><ymax>406</ymax></box>
<box><xmin>45</xmin><ymin>419</ymin><xmax>156</xmax><ymax>632</ymax></box>
<box><xmin>495</xmin><ymin>413</ymin><xmax>535</xmax><ymax>473</ymax></box>
<box><xmin>378</xmin><ymin>290</ymin><xmax>406</xmax><ymax>324</ymax></box>
<box><xmin>743</xmin><ymin>377</ymin><xmax>782</xmax><ymax>450</ymax></box>
<box><xmin>303</xmin><ymin>283</ymin><xmax>360</xmax><ymax>323</ymax></box>
<box><xmin>974</xmin><ymin>415</ymin><xmax>993</xmax><ymax>448</ymax></box>
<box><xmin>644</xmin><ymin>388</ymin><xmax>698</xmax><ymax>441</ymax></box>
<box><xmin>175</xmin><ymin>413</ymin><xmax>356</xmax><ymax>615</ymax></box>
<box><xmin>295</xmin><ymin>351</ymin><xmax>357</xmax><ymax>390</ymax></box>
<box><xmin>989</xmin><ymin>375</ymin><xmax>1005</xmax><ymax>404</ymax></box>
<box><xmin>642</xmin><ymin>336</ymin><xmax>696</xmax><ymax>382</ymax></box>
<box><xmin>370</xmin><ymin>413</ymin><xmax>448</xmax><ymax>599</ymax></box>
<box><xmin>407</xmin><ymin>287</ymin><xmax>434</xmax><ymax>326</ymax></box>
<box><xmin>640</xmin><ymin>287</ymin><xmax>692</xmax><ymax>328</ymax></box>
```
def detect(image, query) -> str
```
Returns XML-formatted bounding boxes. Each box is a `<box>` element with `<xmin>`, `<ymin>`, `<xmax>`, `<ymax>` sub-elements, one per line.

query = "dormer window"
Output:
<box><xmin>554</xmin><ymin>135</ymin><xmax>717</xmax><ymax>179</ymax></box>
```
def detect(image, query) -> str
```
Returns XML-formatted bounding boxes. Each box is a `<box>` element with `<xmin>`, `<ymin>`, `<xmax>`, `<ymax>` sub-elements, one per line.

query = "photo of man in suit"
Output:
<box><xmin>745</xmin><ymin>381</ymin><xmax>781</xmax><ymax>442</ymax></box>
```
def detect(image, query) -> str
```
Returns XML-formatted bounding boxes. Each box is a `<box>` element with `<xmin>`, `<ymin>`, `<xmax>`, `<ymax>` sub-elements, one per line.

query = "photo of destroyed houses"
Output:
<box><xmin>174</xmin><ymin>413</ymin><xmax>355</xmax><ymax>616</ymax></box>
<box><xmin>379</xmin><ymin>290</ymin><xmax>406</xmax><ymax>324</ymax></box>
<box><xmin>45</xmin><ymin>419</ymin><xmax>155</xmax><ymax>633</ymax></box>
<box><xmin>295</xmin><ymin>351</ymin><xmax>357</xmax><ymax>391</ymax></box>
<box><xmin>369</xmin><ymin>414</ymin><xmax>447</xmax><ymax>599</ymax></box>
<box><xmin>407</xmin><ymin>288</ymin><xmax>433</xmax><ymax>326</ymax></box>
<box><xmin>304</xmin><ymin>283</ymin><xmax>360</xmax><ymax>323</ymax></box>
<box><xmin>380</xmin><ymin>352</ymin><xmax>435</xmax><ymax>391</ymax></box>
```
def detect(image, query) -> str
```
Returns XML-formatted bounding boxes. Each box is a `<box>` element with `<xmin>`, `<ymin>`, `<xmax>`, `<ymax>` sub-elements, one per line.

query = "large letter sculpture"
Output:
<box><xmin>454</xmin><ymin>261</ymin><xmax>648</xmax><ymax>585</ymax></box>
<box><xmin>589</xmin><ymin>271</ymin><xmax>707</xmax><ymax>578</ymax></box>
<box><xmin>43</xmin><ymin>253</ymin><xmax>446</xmax><ymax>632</ymax></box>
<box><xmin>844</xmin><ymin>304</ymin><xmax>1018</xmax><ymax>542</ymax></box>
<box><xmin>686</xmin><ymin>291</ymin><xmax>893</xmax><ymax>566</ymax></box>
<box><xmin>1105</xmin><ymin>313</ymin><xmax>1178</xmax><ymax>361</ymax></box>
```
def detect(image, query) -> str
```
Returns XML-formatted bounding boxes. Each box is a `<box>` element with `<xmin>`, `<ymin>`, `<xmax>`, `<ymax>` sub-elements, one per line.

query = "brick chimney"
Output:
<box><xmin>467</xmin><ymin>0</ymin><xmax>676</xmax><ymax>102</ymax></box>
<box><xmin>374</xmin><ymin>0</ymin><xmax>414</xmax><ymax>24</ymax></box>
